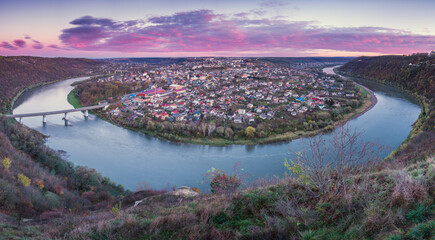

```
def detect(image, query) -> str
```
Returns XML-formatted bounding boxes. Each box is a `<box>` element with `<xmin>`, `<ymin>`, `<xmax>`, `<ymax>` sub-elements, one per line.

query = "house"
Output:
<box><xmin>238</xmin><ymin>109</ymin><xmax>246</xmax><ymax>115</ymax></box>
<box><xmin>259</xmin><ymin>114</ymin><xmax>267</xmax><ymax>120</ymax></box>
<box><xmin>193</xmin><ymin>110</ymin><xmax>201</xmax><ymax>118</ymax></box>
<box><xmin>155</xmin><ymin>111</ymin><xmax>169</xmax><ymax>120</ymax></box>
<box><xmin>234</xmin><ymin>116</ymin><xmax>243</xmax><ymax>123</ymax></box>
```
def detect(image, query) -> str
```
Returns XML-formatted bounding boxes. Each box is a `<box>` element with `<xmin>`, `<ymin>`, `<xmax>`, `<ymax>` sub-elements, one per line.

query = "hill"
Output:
<box><xmin>0</xmin><ymin>56</ymin><xmax>125</xmax><ymax>229</ymax></box>
<box><xmin>260</xmin><ymin>57</ymin><xmax>354</xmax><ymax>65</ymax></box>
<box><xmin>337</xmin><ymin>53</ymin><xmax>435</xmax><ymax>99</ymax></box>
<box><xmin>337</xmin><ymin>54</ymin><xmax>434</xmax><ymax>163</ymax></box>
<box><xmin>0</xmin><ymin>56</ymin><xmax>105</xmax><ymax>112</ymax></box>
<box><xmin>96</xmin><ymin>57</ymin><xmax>188</xmax><ymax>65</ymax></box>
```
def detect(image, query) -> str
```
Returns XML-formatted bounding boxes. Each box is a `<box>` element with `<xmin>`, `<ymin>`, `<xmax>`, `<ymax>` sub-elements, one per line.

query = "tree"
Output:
<box><xmin>288</xmin><ymin>125</ymin><xmax>382</xmax><ymax>196</ymax></box>
<box><xmin>246</xmin><ymin>126</ymin><xmax>256</xmax><ymax>138</ymax></box>
<box><xmin>17</xmin><ymin>173</ymin><xmax>31</xmax><ymax>187</ymax></box>
<box><xmin>225</xmin><ymin>128</ymin><xmax>234</xmax><ymax>140</ymax></box>
<box><xmin>2</xmin><ymin>158</ymin><xmax>10</xmax><ymax>170</ymax></box>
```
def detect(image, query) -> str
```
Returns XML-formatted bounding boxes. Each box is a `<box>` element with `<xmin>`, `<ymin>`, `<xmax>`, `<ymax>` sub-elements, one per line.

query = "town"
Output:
<box><xmin>74</xmin><ymin>58</ymin><xmax>365</xmax><ymax>142</ymax></box>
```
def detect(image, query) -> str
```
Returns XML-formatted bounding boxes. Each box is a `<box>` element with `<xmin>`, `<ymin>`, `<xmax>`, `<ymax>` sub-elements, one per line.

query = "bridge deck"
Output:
<box><xmin>5</xmin><ymin>104</ymin><xmax>110</xmax><ymax>118</ymax></box>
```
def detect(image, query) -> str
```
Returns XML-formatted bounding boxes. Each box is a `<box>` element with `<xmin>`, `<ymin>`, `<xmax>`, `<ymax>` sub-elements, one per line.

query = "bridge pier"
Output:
<box><xmin>42</xmin><ymin>115</ymin><xmax>47</xmax><ymax>124</ymax></box>
<box><xmin>64</xmin><ymin>112</ymin><xmax>68</xmax><ymax>120</ymax></box>
<box><xmin>84</xmin><ymin>110</ymin><xmax>89</xmax><ymax>118</ymax></box>
<box><xmin>19</xmin><ymin>117</ymin><xmax>23</xmax><ymax>124</ymax></box>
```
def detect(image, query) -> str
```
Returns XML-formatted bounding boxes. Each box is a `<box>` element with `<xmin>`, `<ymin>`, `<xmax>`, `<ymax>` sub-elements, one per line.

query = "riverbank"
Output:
<box><xmin>8</xmin><ymin>75</ymin><xmax>90</xmax><ymax>114</ymax></box>
<box><xmin>67</xmin><ymin>85</ymin><xmax>377</xmax><ymax>146</ymax></box>
<box><xmin>335</xmin><ymin>70</ymin><xmax>432</xmax><ymax>161</ymax></box>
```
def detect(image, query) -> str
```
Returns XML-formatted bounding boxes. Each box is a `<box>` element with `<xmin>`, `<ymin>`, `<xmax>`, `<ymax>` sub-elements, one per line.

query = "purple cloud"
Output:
<box><xmin>260</xmin><ymin>0</ymin><xmax>290</xmax><ymax>8</ymax></box>
<box><xmin>58</xmin><ymin>10</ymin><xmax>435</xmax><ymax>54</ymax></box>
<box><xmin>32</xmin><ymin>43</ymin><xmax>44</xmax><ymax>49</ymax></box>
<box><xmin>48</xmin><ymin>44</ymin><xmax>71</xmax><ymax>51</ymax></box>
<box><xmin>48</xmin><ymin>44</ymin><xmax>60</xmax><ymax>49</ymax></box>
<box><xmin>13</xmin><ymin>39</ymin><xmax>26</xmax><ymax>48</ymax></box>
<box><xmin>0</xmin><ymin>41</ymin><xmax>18</xmax><ymax>50</ymax></box>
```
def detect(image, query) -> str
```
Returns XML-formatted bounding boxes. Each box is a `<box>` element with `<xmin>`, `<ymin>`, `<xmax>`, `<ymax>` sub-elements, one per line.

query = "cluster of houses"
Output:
<box><xmin>105</xmin><ymin>58</ymin><xmax>359</xmax><ymax>125</ymax></box>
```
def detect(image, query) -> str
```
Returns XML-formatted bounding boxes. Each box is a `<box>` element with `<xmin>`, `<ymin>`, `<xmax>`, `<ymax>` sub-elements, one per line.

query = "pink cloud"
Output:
<box><xmin>58</xmin><ymin>10</ymin><xmax>435</xmax><ymax>55</ymax></box>
<box><xmin>32</xmin><ymin>43</ymin><xmax>44</xmax><ymax>49</ymax></box>
<box><xmin>0</xmin><ymin>41</ymin><xmax>18</xmax><ymax>50</ymax></box>
<box><xmin>13</xmin><ymin>39</ymin><xmax>27</xmax><ymax>48</ymax></box>
<box><xmin>2</xmin><ymin>10</ymin><xmax>433</xmax><ymax>56</ymax></box>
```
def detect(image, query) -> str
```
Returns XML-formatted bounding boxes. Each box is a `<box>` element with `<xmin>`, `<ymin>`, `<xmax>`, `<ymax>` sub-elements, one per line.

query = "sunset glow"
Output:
<box><xmin>1</xmin><ymin>0</ymin><xmax>434</xmax><ymax>57</ymax></box>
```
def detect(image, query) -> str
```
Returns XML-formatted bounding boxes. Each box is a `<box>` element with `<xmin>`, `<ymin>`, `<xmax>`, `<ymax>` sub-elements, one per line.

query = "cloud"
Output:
<box><xmin>260</xmin><ymin>0</ymin><xmax>290</xmax><ymax>8</ymax></box>
<box><xmin>47</xmin><ymin>44</ymin><xmax>72</xmax><ymax>51</ymax></box>
<box><xmin>0</xmin><ymin>41</ymin><xmax>18</xmax><ymax>50</ymax></box>
<box><xmin>32</xmin><ymin>43</ymin><xmax>44</xmax><ymax>49</ymax></box>
<box><xmin>58</xmin><ymin>10</ymin><xmax>435</xmax><ymax>54</ymax></box>
<box><xmin>13</xmin><ymin>39</ymin><xmax>26</xmax><ymax>48</ymax></box>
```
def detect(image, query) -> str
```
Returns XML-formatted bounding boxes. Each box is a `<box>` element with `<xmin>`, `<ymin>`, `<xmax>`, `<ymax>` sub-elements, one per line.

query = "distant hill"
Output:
<box><xmin>96</xmin><ymin>57</ymin><xmax>187</xmax><ymax>65</ymax></box>
<box><xmin>337</xmin><ymin>54</ymin><xmax>435</xmax><ymax>99</ymax></box>
<box><xmin>260</xmin><ymin>57</ymin><xmax>354</xmax><ymax>65</ymax></box>
<box><xmin>0</xmin><ymin>56</ymin><xmax>105</xmax><ymax>111</ymax></box>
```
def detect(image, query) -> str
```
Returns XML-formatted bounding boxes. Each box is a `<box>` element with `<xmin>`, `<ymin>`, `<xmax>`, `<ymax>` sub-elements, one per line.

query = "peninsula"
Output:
<box><xmin>69</xmin><ymin>58</ymin><xmax>374</xmax><ymax>145</ymax></box>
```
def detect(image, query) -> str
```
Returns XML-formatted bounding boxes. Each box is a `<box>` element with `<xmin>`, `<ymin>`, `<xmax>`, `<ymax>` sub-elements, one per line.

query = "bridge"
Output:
<box><xmin>5</xmin><ymin>103</ymin><xmax>110</xmax><ymax>125</ymax></box>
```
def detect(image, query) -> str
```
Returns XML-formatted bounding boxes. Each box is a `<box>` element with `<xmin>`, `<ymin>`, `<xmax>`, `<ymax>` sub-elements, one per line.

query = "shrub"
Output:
<box><xmin>44</xmin><ymin>191</ymin><xmax>61</xmax><ymax>209</ymax></box>
<box><xmin>405</xmin><ymin>204</ymin><xmax>430</xmax><ymax>224</ymax></box>
<box><xmin>17</xmin><ymin>173</ymin><xmax>31</xmax><ymax>187</ymax></box>
<box><xmin>111</xmin><ymin>202</ymin><xmax>122</xmax><ymax>217</ymax></box>
<box><xmin>203</xmin><ymin>162</ymin><xmax>244</xmax><ymax>193</ymax></box>
<box><xmin>35</xmin><ymin>179</ymin><xmax>44</xmax><ymax>189</ymax></box>
<box><xmin>210</xmin><ymin>172</ymin><xmax>241</xmax><ymax>193</ymax></box>
<box><xmin>2</xmin><ymin>157</ymin><xmax>11</xmax><ymax>170</ymax></box>
<box><xmin>404</xmin><ymin>220</ymin><xmax>434</xmax><ymax>239</ymax></box>
<box><xmin>391</xmin><ymin>171</ymin><xmax>427</xmax><ymax>206</ymax></box>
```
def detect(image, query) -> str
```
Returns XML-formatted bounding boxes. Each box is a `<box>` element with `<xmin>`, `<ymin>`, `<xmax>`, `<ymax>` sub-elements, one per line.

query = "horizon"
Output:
<box><xmin>1</xmin><ymin>0</ymin><xmax>434</xmax><ymax>58</ymax></box>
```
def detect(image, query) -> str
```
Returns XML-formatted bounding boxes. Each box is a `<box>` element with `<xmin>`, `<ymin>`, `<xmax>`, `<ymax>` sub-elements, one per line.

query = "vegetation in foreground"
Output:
<box><xmin>0</xmin><ymin>116</ymin><xmax>126</xmax><ymax>220</ymax></box>
<box><xmin>6</xmin><ymin>126</ymin><xmax>433</xmax><ymax>239</ymax></box>
<box><xmin>37</xmin><ymin>156</ymin><xmax>434</xmax><ymax>239</ymax></box>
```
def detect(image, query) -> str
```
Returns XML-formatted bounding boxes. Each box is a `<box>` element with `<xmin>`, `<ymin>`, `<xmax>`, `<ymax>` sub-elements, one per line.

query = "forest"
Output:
<box><xmin>337</xmin><ymin>53</ymin><xmax>435</xmax><ymax>99</ymax></box>
<box><xmin>0</xmin><ymin>56</ymin><xmax>105</xmax><ymax>112</ymax></box>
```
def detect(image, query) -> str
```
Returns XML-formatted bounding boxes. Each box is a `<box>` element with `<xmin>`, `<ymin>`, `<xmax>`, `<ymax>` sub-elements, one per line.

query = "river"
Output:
<box><xmin>12</xmin><ymin>67</ymin><xmax>421</xmax><ymax>191</ymax></box>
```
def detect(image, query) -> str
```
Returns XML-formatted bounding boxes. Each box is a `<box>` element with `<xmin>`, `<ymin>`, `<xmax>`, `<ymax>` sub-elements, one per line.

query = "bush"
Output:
<box><xmin>404</xmin><ymin>220</ymin><xmax>434</xmax><ymax>239</ymax></box>
<box><xmin>2</xmin><ymin>157</ymin><xmax>11</xmax><ymax>170</ymax></box>
<box><xmin>210</xmin><ymin>172</ymin><xmax>241</xmax><ymax>193</ymax></box>
<box><xmin>17</xmin><ymin>173</ymin><xmax>31</xmax><ymax>186</ymax></box>
<box><xmin>405</xmin><ymin>204</ymin><xmax>430</xmax><ymax>224</ymax></box>
<box><xmin>203</xmin><ymin>162</ymin><xmax>244</xmax><ymax>193</ymax></box>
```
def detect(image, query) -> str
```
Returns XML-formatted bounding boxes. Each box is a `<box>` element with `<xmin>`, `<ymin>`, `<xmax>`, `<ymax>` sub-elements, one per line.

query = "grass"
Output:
<box><xmin>67</xmin><ymin>89</ymin><xmax>84</xmax><ymax>109</ymax></box>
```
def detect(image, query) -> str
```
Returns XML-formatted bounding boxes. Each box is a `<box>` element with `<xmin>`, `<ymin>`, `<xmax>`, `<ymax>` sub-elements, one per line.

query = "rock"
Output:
<box><xmin>168</xmin><ymin>188</ymin><xmax>199</xmax><ymax>198</ymax></box>
<box><xmin>132</xmin><ymin>186</ymin><xmax>199</xmax><ymax>208</ymax></box>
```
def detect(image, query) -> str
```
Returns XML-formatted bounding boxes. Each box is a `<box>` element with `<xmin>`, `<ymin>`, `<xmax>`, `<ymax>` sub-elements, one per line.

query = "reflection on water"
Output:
<box><xmin>13</xmin><ymin>72</ymin><xmax>421</xmax><ymax>191</ymax></box>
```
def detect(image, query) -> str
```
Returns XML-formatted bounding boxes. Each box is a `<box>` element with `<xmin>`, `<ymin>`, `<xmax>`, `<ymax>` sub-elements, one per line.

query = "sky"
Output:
<box><xmin>0</xmin><ymin>0</ymin><xmax>434</xmax><ymax>58</ymax></box>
